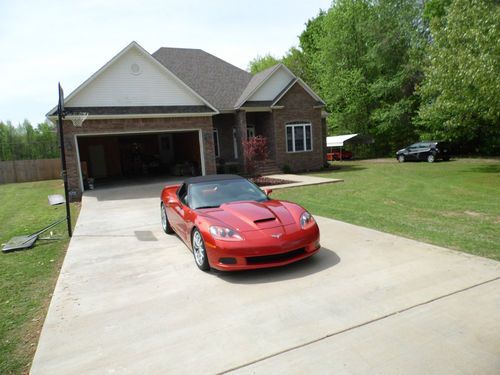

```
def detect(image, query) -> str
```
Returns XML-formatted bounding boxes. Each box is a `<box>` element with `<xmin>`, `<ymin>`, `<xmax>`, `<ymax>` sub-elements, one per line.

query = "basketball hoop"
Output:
<box><xmin>66</xmin><ymin>112</ymin><xmax>89</xmax><ymax>127</ymax></box>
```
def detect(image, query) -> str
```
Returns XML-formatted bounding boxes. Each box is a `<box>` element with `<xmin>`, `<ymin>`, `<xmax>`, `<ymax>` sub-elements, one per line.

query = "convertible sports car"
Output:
<box><xmin>160</xmin><ymin>175</ymin><xmax>320</xmax><ymax>271</ymax></box>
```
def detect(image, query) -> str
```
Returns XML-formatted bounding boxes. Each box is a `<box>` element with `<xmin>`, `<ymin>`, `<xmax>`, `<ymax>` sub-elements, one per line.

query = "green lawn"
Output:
<box><xmin>0</xmin><ymin>180</ymin><xmax>79</xmax><ymax>375</ymax></box>
<box><xmin>274</xmin><ymin>158</ymin><xmax>500</xmax><ymax>260</ymax></box>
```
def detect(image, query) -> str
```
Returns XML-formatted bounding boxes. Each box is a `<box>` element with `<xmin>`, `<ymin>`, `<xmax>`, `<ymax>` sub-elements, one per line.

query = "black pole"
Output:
<box><xmin>57</xmin><ymin>83</ymin><xmax>72</xmax><ymax>237</ymax></box>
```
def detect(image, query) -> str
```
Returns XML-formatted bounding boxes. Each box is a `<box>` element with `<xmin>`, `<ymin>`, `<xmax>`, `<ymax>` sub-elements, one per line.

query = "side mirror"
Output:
<box><xmin>263</xmin><ymin>188</ymin><xmax>272</xmax><ymax>196</ymax></box>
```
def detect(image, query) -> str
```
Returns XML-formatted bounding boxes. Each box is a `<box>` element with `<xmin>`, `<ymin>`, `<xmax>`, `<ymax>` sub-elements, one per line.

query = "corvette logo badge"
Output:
<box><xmin>271</xmin><ymin>233</ymin><xmax>282</xmax><ymax>239</ymax></box>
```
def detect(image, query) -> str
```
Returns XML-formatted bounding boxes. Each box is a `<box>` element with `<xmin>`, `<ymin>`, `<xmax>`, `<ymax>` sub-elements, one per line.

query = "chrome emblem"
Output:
<box><xmin>271</xmin><ymin>233</ymin><xmax>282</xmax><ymax>239</ymax></box>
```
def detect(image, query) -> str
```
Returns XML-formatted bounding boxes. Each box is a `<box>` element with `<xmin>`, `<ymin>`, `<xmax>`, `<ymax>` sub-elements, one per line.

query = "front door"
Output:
<box><xmin>247</xmin><ymin>126</ymin><xmax>255</xmax><ymax>138</ymax></box>
<box><xmin>89</xmin><ymin>144</ymin><xmax>107</xmax><ymax>178</ymax></box>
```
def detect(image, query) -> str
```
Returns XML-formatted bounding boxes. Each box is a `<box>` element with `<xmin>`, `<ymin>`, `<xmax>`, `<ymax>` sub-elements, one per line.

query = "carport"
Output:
<box><xmin>326</xmin><ymin>133</ymin><xmax>374</xmax><ymax>160</ymax></box>
<box><xmin>76</xmin><ymin>130</ymin><xmax>202</xmax><ymax>191</ymax></box>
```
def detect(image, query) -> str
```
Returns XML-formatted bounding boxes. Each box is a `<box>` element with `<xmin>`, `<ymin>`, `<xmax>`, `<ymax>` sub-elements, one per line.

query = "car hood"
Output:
<box><xmin>200</xmin><ymin>200</ymin><xmax>296</xmax><ymax>232</ymax></box>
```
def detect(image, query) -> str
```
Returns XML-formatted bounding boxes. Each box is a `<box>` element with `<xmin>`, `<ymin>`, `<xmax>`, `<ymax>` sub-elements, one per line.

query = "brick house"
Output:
<box><xmin>47</xmin><ymin>41</ymin><xmax>327</xmax><ymax>199</ymax></box>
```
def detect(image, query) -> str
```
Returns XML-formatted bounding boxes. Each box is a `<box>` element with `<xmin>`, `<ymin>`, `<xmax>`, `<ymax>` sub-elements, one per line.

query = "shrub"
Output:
<box><xmin>282</xmin><ymin>164</ymin><xmax>292</xmax><ymax>174</ymax></box>
<box><xmin>242</xmin><ymin>136</ymin><xmax>269</xmax><ymax>176</ymax></box>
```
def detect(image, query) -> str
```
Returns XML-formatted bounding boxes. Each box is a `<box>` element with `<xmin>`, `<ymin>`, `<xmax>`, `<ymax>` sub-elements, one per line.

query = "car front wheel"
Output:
<box><xmin>427</xmin><ymin>154</ymin><xmax>435</xmax><ymax>163</ymax></box>
<box><xmin>192</xmin><ymin>228</ymin><xmax>210</xmax><ymax>271</ymax></box>
<box><xmin>161</xmin><ymin>203</ymin><xmax>174</xmax><ymax>234</ymax></box>
<box><xmin>398</xmin><ymin>155</ymin><xmax>405</xmax><ymax>163</ymax></box>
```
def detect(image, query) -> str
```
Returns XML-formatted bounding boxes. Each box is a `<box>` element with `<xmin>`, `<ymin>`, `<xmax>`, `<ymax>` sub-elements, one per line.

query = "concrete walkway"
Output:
<box><xmin>31</xmin><ymin>181</ymin><xmax>500</xmax><ymax>374</ymax></box>
<box><xmin>263</xmin><ymin>173</ymin><xmax>342</xmax><ymax>190</ymax></box>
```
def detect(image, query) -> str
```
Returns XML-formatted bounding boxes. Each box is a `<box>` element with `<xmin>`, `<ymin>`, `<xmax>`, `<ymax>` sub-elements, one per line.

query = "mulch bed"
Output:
<box><xmin>250</xmin><ymin>176</ymin><xmax>295</xmax><ymax>187</ymax></box>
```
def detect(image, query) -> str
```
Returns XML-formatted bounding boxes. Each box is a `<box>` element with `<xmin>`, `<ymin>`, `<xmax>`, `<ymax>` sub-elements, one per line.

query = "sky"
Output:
<box><xmin>0</xmin><ymin>0</ymin><xmax>331</xmax><ymax>126</ymax></box>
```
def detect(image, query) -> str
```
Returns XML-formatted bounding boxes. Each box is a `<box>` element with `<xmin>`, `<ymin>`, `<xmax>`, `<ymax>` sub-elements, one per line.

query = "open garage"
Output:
<box><xmin>76</xmin><ymin>130</ymin><xmax>202</xmax><ymax>190</ymax></box>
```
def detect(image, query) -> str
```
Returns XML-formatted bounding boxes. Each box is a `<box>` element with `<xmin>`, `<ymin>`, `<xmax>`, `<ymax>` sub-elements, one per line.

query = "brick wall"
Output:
<box><xmin>63</xmin><ymin>116</ymin><xmax>215</xmax><ymax>200</ymax></box>
<box><xmin>273</xmin><ymin>83</ymin><xmax>325</xmax><ymax>172</ymax></box>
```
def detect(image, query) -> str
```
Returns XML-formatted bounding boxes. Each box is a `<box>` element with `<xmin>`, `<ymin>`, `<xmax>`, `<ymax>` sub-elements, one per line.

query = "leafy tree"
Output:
<box><xmin>319</xmin><ymin>0</ymin><xmax>425</xmax><ymax>154</ymax></box>
<box><xmin>247</xmin><ymin>54</ymin><xmax>280</xmax><ymax>74</ymax></box>
<box><xmin>417</xmin><ymin>0</ymin><xmax>500</xmax><ymax>154</ymax></box>
<box><xmin>0</xmin><ymin>120</ymin><xmax>59</xmax><ymax>161</ymax></box>
<box><xmin>295</xmin><ymin>10</ymin><xmax>327</xmax><ymax>91</ymax></box>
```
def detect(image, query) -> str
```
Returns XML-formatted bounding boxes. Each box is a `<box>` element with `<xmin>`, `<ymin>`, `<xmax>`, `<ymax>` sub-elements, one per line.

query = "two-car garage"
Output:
<box><xmin>75</xmin><ymin>130</ymin><xmax>203</xmax><ymax>191</ymax></box>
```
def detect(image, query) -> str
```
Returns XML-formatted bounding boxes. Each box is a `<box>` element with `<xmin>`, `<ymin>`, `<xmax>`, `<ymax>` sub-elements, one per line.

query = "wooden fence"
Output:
<box><xmin>0</xmin><ymin>158</ymin><xmax>61</xmax><ymax>184</ymax></box>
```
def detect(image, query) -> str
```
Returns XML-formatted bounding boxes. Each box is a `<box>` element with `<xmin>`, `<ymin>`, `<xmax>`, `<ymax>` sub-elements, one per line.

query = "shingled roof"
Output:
<box><xmin>153</xmin><ymin>47</ymin><xmax>253</xmax><ymax>110</ymax></box>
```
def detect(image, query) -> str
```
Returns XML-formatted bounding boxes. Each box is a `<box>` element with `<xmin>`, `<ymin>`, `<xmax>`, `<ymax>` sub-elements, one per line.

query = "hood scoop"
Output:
<box><xmin>254</xmin><ymin>217</ymin><xmax>276</xmax><ymax>224</ymax></box>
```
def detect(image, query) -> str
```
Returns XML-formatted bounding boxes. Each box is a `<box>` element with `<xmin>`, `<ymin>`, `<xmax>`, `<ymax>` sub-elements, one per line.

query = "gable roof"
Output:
<box><xmin>153</xmin><ymin>48</ymin><xmax>252</xmax><ymax>110</ymax></box>
<box><xmin>47</xmin><ymin>41</ymin><xmax>218</xmax><ymax>117</ymax></box>
<box><xmin>234</xmin><ymin>64</ymin><xmax>281</xmax><ymax>108</ymax></box>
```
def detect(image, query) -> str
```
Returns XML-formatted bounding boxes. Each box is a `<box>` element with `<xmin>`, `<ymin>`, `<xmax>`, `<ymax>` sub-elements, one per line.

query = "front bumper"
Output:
<box><xmin>205</xmin><ymin>224</ymin><xmax>320</xmax><ymax>271</ymax></box>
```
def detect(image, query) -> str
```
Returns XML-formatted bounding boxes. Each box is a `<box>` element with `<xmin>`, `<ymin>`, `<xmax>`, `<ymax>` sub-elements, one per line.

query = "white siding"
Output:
<box><xmin>66</xmin><ymin>48</ymin><xmax>204</xmax><ymax>107</ymax></box>
<box><xmin>249</xmin><ymin>68</ymin><xmax>294</xmax><ymax>101</ymax></box>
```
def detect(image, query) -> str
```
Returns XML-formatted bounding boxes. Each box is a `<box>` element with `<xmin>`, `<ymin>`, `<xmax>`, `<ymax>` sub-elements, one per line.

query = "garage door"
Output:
<box><xmin>76</xmin><ymin>130</ymin><xmax>203</xmax><ymax>190</ymax></box>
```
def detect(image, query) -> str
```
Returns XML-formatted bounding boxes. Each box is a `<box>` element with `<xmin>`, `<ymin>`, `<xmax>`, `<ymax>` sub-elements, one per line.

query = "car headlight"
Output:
<box><xmin>300</xmin><ymin>211</ymin><xmax>315</xmax><ymax>229</ymax></box>
<box><xmin>209</xmin><ymin>226</ymin><xmax>244</xmax><ymax>241</ymax></box>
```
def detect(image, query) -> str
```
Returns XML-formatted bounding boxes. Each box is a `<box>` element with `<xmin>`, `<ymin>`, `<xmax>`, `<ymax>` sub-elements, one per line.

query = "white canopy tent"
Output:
<box><xmin>326</xmin><ymin>134</ymin><xmax>359</xmax><ymax>147</ymax></box>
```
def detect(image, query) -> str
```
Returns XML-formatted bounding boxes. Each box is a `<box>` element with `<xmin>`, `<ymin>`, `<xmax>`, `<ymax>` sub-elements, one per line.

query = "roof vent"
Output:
<box><xmin>130</xmin><ymin>63</ymin><xmax>141</xmax><ymax>75</ymax></box>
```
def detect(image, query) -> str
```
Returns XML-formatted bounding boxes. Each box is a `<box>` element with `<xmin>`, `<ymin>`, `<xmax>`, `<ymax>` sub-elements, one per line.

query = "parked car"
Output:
<box><xmin>396</xmin><ymin>141</ymin><xmax>450</xmax><ymax>163</ymax></box>
<box><xmin>327</xmin><ymin>150</ymin><xmax>353</xmax><ymax>161</ymax></box>
<box><xmin>160</xmin><ymin>175</ymin><xmax>320</xmax><ymax>271</ymax></box>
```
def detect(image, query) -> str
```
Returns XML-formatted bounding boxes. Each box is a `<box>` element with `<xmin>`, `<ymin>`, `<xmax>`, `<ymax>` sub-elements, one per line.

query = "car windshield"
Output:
<box><xmin>189</xmin><ymin>179</ymin><xmax>268</xmax><ymax>209</ymax></box>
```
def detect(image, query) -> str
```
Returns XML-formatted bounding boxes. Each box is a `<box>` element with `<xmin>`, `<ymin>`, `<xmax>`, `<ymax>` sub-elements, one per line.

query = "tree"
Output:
<box><xmin>0</xmin><ymin>120</ymin><xmax>58</xmax><ymax>161</ymax></box>
<box><xmin>319</xmin><ymin>0</ymin><xmax>425</xmax><ymax>154</ymax></box>
<box><xmin>417</xmin><ymin>0</ymin><xmax>500</xmax><ymax>154</ymax></box>
<box><xmin>247</xmin><ymin>54</ymin><xmax>280</xmax><ymax>74</ymax></box>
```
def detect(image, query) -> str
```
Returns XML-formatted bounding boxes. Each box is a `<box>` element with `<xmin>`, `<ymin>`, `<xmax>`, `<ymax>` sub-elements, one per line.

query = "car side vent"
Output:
<box><xmin>254</xmin><ymin>217</ymin><xmax>276</xmax><ymax>224</ymax></box>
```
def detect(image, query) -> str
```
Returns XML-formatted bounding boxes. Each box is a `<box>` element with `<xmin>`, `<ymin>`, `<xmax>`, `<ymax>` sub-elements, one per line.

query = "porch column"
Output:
<box><xmin>234</xmin><ymin>110</ymin><xmax>247</xmax><ymax>173</ymax></box>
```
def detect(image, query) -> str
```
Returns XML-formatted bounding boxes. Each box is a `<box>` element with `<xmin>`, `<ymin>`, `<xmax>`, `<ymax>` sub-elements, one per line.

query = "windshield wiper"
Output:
<box><xmin>195</xmin><ymin>205</ymin><xmax>220</xmax><ymax>209</ymax></box>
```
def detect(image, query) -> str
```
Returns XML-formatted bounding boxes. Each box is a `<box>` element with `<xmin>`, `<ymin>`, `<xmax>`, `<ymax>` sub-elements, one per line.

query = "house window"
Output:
<box><xmin>286</xmin><ymin>123</ymin><xmax>312</xmax><ymax>152</ymax></box>
<box><xmin>213</xmin><ymin>129</ymin><xmax>220</xmax><ymax>157</ymax></box>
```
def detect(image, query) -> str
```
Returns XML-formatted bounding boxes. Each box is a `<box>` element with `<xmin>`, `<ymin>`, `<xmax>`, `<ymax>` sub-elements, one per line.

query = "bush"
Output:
<box><xmin>242</xmin><ymin>136</ymin><xmax>269</xmax><ymax>176</ymax></box>
<box><xmin>282</xmin><ymin>164</ymin><xmax>292</xmax><ymax>174</ymax></box>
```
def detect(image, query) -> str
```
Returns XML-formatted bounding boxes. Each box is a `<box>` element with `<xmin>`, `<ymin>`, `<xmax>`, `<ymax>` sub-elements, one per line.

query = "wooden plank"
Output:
<box><xmin>0</xmin><ymin>158</ymin><xmax>61</xmax><ymax>184</ymax></box>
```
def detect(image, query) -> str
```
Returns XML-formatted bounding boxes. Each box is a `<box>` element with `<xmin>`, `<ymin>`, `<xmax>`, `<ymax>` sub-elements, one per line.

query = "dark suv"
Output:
<box><xmin>396</xmin><ymin>141</ymin><xmax>450</xmax><ymax>163</ymax></box>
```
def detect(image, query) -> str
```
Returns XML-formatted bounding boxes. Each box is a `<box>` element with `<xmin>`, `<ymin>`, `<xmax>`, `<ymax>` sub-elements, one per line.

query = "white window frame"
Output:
<box><xmin>286</xmin><ymin>123</ymin><xmax>313</xmax><ymax>153</ymax></box>
<box><xmin>213</xmin><ymin>129</ymin><xmax>220</xmax><ymax>157</ymax></box>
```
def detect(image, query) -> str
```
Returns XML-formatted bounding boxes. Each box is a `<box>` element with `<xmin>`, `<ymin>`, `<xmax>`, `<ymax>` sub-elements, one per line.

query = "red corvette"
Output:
<box><xmin>160</xmin><ymin>175</ymin><xmax>320</xmax><ymax>271</ymax></box>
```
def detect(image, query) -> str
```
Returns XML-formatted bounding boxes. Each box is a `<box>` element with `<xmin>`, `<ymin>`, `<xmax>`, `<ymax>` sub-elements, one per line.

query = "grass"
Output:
<box><xmin>273</xmin><ymin>158</ymin><xmax>500</xmax><ymax>261</ymax></box>
<box><xmin>0</xmin><ymin>180</ymin><xmax>79</xmax><ymax>375</ymax></box>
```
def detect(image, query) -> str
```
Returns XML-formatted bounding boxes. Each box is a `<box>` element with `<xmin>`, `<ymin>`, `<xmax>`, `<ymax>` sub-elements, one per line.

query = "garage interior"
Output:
<box><xmin>77</xmin><ymin>131</ymin><xmax>201</xmax><ymax>189</ymax></box>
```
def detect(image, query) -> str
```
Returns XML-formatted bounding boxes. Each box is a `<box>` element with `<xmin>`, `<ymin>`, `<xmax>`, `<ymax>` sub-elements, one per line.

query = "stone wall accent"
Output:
<box><xmin>273</xmin><ymin>83</ymin><xmax>325</xmax><ymax>172</ymax></box>
<box><xmin>63</xmin><ymin>116</ymin><xmax>215</xmax><ymax>200</ymax></box>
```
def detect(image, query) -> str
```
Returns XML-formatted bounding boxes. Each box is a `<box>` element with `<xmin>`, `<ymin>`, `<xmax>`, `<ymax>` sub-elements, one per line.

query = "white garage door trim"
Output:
<box><xmin>74</xmin><ymin>128</ymin><xmax>206</xmax><ymax>193</ymax></box>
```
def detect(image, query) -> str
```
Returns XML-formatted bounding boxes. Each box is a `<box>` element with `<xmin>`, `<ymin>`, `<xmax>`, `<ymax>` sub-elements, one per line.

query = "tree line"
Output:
<box><xmin>248</xmin><ymin>0</ymin><xmax>499</xmax><ymax>156</ymax></box>
<box><xmin>0</xmin><ymin>120</ymin><xmax>59</xmax><ymax>161</ymax></box>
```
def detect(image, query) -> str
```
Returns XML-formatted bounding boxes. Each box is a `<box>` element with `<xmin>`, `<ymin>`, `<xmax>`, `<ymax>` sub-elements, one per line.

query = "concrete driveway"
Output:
<box><xmin>31</xmin><ymin>181</ymin><xmax>500</xmax><ymax>374</ymax></box>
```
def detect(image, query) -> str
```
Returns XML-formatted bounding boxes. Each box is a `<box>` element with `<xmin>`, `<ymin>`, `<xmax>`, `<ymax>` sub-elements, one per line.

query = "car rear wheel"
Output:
<box><xmin>161</xmin><ymin>203</ymin><xmax>174</xmax><ymax>234</ymax></box>
<box><xmin>427</xmin><ymin>154</ymin><xmax>435</xmax><ymax>163</ymax></box>
<box><xmin>398</xmin><ymin>155</ymin><xmax>405</xmax><ymax>163</ymax></box>
<box><xmin>192</xmin><ymin>229</ymin><xmax>210</xmax><ymax>271</ymax></box>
